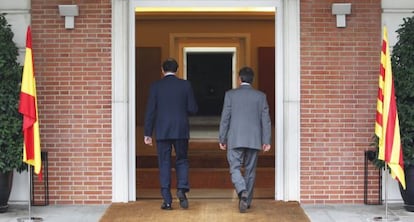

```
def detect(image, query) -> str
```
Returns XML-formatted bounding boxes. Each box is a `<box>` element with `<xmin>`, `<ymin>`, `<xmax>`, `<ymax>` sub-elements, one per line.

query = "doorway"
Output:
<box><xmin>112</xmin><ymin>0</ymin><xmax>302</xmax><ymax>202</ymax></box>
<box><xmin>135</xmin><ymin>9</ymin><xmax>276</xmax><ymax>199</ymax></box>
<box><xmin>184</xmin><ymin>47</ymin><xmax>235</xmax><ymax>139</ymax></box>
<box><xmin>185</xmin><ymin>49</ymin><xmax>234</xmax><ymax>116</ymax></box>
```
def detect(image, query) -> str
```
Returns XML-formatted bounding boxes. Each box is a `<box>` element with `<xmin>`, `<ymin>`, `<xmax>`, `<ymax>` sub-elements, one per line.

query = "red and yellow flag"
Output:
<box><xmin>18</xmin><ymin>26</ymin><xmax>42</xmax><ymax>178</ymax></box>
<box><xmin>375</xmin><ymin>26</ymin><xmax>405</xmax><ymax>189</ymax></box>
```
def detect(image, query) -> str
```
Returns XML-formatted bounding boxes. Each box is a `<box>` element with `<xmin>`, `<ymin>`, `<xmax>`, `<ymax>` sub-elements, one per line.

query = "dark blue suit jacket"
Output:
<box><xmin>144</xmin><ymin>75</ymin><xmax>198</xmax><ymax>140</ymax></box>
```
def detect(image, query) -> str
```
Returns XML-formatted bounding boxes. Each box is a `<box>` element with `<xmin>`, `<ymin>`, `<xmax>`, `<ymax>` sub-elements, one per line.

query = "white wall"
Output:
<box><xmin>0</xmin><ymin>0</ymin><xmax>31</xmax><ymax>203</ymax></box>
<box><xmin>382</xmin><ymin>0</ymin><xmax>414</xmax><ymax>47</ymax></box>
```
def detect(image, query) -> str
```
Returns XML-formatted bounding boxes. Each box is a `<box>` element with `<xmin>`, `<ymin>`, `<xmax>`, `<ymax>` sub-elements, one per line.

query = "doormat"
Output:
<box><xmin>99</xmin><ymin>199</ymin><xmax>310</xmax><ymax>222</ymax></box>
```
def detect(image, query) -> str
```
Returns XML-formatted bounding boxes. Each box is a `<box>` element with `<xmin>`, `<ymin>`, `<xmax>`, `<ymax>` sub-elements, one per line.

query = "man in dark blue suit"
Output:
<box><xmin>144</xmin><ymin>58</ymin><xmax>198</xmax><ymax>210</ymax></box>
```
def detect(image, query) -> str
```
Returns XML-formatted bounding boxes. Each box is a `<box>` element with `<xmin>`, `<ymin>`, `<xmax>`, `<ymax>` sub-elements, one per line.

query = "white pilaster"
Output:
<box><xmin>275</xmin><ymin>0</ymin><xmax>301</xmax><ymax>201</ymax></box>
<box><xmin>0</xmin><ymin>0</ymin><xmax>30</xmax><ymax>65</ymax></box>
<box><xmin>283</xmin><ymin>0</ymin><xmax>301</xmax><ymax>202</ymax></box>
<box><xmin>382</xmin><ymin>0</ymin><xmax>414</xmax><ymax>47</ymax></box>
<box><xmin>112</xmin><ymin>0</ymin><xmax>130</xmax><ymax>202</ymax></box>
<box><xmin>1</xmin><ymin>0</ymin><xmax>31</xmax><ymax>203</ymax></box>
<box><xmin>381</xmin><ymin>0</ymin><xmax>414</xmax><ymax>202</ymax></box>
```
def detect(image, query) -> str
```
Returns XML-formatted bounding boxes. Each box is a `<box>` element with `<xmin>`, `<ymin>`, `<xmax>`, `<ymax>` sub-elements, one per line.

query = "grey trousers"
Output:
<box><xmin>227</xmin><ymin>147</ymin><xmax>259</xmax><ymax>206</ymax></box>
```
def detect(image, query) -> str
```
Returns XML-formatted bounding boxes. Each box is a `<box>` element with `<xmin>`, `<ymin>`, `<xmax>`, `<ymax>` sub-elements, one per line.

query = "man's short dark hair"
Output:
<box><xmin>162</xmin><ymin>58</ymin><xmax>179</xmax><ymax>73</ymax></box>
<box><xmin>239</xmin><ymin>66</ymin><xmax>254</xmax><ymax>83</ymax></box>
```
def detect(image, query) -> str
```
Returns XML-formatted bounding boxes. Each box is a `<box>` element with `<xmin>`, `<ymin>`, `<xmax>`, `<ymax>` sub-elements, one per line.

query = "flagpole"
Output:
<box><xmin>371</xmin><ymin>167</ymin><xmax>399</xmax><ymax>222</ymax></box>
<box><xmin>372</xmin><ymin>25</ymin><xmax>404</xmax><ymax>222</ymax></box>
<box><xmin>18</xmin><ymin>165</ymin><xmax>43</xmax><ymax>222</ymax></box>
<box><xmin>28</xmin><ymin>165</ymin><xmax>32</xmax><ymax>221</ymax></box>
<box><xmin>384</xmin><ymin>167</ymin><xmax>388</xmax><ymax>220</ymax></box>
<box><xmin>18</xmin><ymin>165</ymin><xmax>34</xmax><ymax>222</ymax></box>
<box><xmin>18</xmin><ymin>25</ymin><xmax>43</xmax><ymax>222</ymax></box>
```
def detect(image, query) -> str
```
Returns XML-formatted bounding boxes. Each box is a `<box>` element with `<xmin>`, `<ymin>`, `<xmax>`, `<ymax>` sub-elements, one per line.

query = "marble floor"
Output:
<box><xmin>1</xmin><ymin>202</ymin><xmax>414</xmax><ymax>222</ymax></box>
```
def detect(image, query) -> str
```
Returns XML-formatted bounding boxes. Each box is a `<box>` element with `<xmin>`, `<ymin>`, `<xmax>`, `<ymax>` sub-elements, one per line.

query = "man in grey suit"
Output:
<box><xmin>219</xmin><ymin>66</ymin><xmax>272</xmax><ymax>213</ymax></box>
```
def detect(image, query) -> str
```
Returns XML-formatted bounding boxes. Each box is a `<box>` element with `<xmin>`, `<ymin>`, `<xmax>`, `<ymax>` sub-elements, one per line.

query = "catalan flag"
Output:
<box><xmin>375</xmin><ymin>26</ymin><xmax>405</xmax><ymax>189</ymax></box>
<box><xmin>18</xmin><ymin>26</ymin><xmax>42</xmax><ymax>178</ymax></box>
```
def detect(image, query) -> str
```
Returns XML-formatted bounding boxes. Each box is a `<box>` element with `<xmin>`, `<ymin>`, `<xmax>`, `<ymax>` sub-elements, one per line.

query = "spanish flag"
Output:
<box><xmin>19</xmin><ymin>26</ymin><xmax>42</xmax><ymax>178</ymax></box>
<box><xmin>375</xmin><ymin>26</ymin><xmax>405</xmax><ymax>189</ymax></box>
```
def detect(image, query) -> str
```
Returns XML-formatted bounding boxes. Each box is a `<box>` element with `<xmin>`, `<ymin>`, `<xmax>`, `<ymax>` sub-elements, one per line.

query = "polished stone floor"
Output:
<box><xmin>303</xmin><ymin>203</ymin><xmax>414</xmax><ymax>222</ymax></box>
<box><xmin>1</xmin><ymin>202</ymin><xmax>414</xmax><ymax>222</ymax></box>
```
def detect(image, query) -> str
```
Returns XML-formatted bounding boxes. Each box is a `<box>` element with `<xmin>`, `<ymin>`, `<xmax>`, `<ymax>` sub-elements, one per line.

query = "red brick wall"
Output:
<box><xmin>300</xmin><ymin>0</ymin><xmax>382</xmax><ymax>203</ymax></box>
<box><xmin>31</xmin><ymin>0</ymin><xmax>112</xmax><ymax>204</ymax></box>
<box><xmin>29</xmin><ymin>0</ymin><xmax>383</xmax><ymax>205</ymax></box>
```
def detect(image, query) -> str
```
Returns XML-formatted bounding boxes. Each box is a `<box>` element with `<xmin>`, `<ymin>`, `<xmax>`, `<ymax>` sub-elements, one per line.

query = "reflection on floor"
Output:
<box><xmin>189</xmin><ymin>116</ymin><xmax>220</xmax><ymax>139</ymax></box>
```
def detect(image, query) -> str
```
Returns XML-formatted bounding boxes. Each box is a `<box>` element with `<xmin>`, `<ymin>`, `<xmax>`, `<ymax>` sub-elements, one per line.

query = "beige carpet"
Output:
<box><xmin>99</xmin><ymin>199</ymin><xmax>310</xmax><ymax>222</ymax></box>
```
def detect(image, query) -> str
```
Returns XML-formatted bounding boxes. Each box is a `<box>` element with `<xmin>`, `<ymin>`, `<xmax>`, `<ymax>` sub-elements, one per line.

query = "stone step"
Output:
<box><xmin>136</xmin><ymin>154</ymin><xmax>275</xmax><ymax>168</ymax></box>
<box><xmin>137</xmin><ymin>167</ymin><xmax>275</xmax><ymax>189</ymax></box>
<box><xmin>137</xmin><ymin>188</ymin><xmax>274</xmax><ymax>199</ymax></box>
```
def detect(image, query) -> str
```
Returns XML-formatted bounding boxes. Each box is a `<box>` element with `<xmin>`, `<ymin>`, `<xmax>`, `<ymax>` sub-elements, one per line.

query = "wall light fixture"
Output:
<box><xmin>58</xmin><ymin>5</ymin><xmax>79</xmax><ymax>29</ymax></box>
<box><xmin>332</xmin><ymin>3</ymin><xmax>351</xmax><ymax>28</ymax></box>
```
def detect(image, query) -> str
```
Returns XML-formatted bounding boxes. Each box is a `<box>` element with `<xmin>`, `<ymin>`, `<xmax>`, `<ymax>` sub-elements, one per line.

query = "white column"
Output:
<box><xmin>276</xmin><ymin>0</ymin><xmax>301</xmax><ymax>201</ymax></box>
<box><xmin>0</xmin><ymin>0</ymin><xmax>31</xmax><ymax>64</ymax></box>
<box><xmin>112</xmin><ymin>0</ymin><xmax>130</xmax><ymax>202</ymax></box>
<box><xmin>1</xmin><ymin>0</ymin><xmax>31</xmax><ymax>203</ymax></box>
<box><xmin>381</xmin><ymin>0</ymin><xmax>414</xmax><ymax>202</ymax></box>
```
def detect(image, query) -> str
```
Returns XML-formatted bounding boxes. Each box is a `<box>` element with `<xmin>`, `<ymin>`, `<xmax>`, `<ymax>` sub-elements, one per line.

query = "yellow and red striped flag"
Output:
<box><xmin>375</xmin><ymin>26</ymin><xmax>405</xmax><ymax>189</ymax></box>
<box><xmin>18</xmin><ymin>26</ymin><xmax>42</xmax><ymax>179</ymax></box>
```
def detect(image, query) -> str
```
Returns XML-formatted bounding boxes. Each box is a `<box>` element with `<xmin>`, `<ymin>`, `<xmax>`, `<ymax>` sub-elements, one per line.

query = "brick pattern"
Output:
<box><xmin>300</xmin><ymin>0</ymin><xmax>382</xmax><ymax>203</ymax></box>
<box><xmin>29</xmin><ymin>0</ymin><xmax>383</xmax><ymax>204</ymax></box>
<box><xmin>31</xmin><ymin>0</ymin><xmax>112</xmax><ymax>204</ymax></box>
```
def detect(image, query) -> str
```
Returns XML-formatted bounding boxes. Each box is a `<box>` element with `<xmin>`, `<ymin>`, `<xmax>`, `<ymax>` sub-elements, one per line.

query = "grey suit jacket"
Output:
<box><xmin>219</xmin><ymin>84</ymin><xmax>272</xmax><ymax>150</ymax></box>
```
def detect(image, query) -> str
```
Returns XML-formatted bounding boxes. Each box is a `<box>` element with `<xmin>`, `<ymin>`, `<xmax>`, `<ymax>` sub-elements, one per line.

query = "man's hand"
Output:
<box><xmin>144</xmin><ymin>136</ymin><xmax>153</xmax><ymax>146</ymax></box>
<box><xmin>219</xmin><ymin>143</ymin><xmax>227</xmax><ymax>150</ymax></box>
<box><xmin>262</xmin><ymin>144</ymin><xmax>271</xmax><ymax>152</ymax></box>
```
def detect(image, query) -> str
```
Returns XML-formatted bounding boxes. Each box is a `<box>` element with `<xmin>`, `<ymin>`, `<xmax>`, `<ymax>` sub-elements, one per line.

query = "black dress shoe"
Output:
<box><xmin>239</xmin><ymin>191</ymin><xmax>248</xmax><ymax>213</ymax></box>
<box><xmin>161</xmin><ymin>203</ymin><xmax>172</xmax><ymax>210</ymax></box>
<box><xmin>177</xmin><ymin>190</ymin><xmax>189</xmax><ymax>209</ymax></box>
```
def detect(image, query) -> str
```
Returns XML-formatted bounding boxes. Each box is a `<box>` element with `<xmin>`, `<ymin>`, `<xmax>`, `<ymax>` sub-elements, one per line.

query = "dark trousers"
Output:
<box><xmin>156</xmin><ymin>139</ymin><xmax>189</xmax><ymax>204</ymax></box>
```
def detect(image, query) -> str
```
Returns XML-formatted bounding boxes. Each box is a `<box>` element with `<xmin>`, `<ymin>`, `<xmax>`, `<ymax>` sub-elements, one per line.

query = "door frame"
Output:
<box><xmin>183</xmin><ymin>47</ymin><xmax>237</xmax><ymax>88</ymax></box>
<box><xmin>111</xmin><ymin>0</ymin><xmax>301</xmax><ymax>202</ymax></box>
